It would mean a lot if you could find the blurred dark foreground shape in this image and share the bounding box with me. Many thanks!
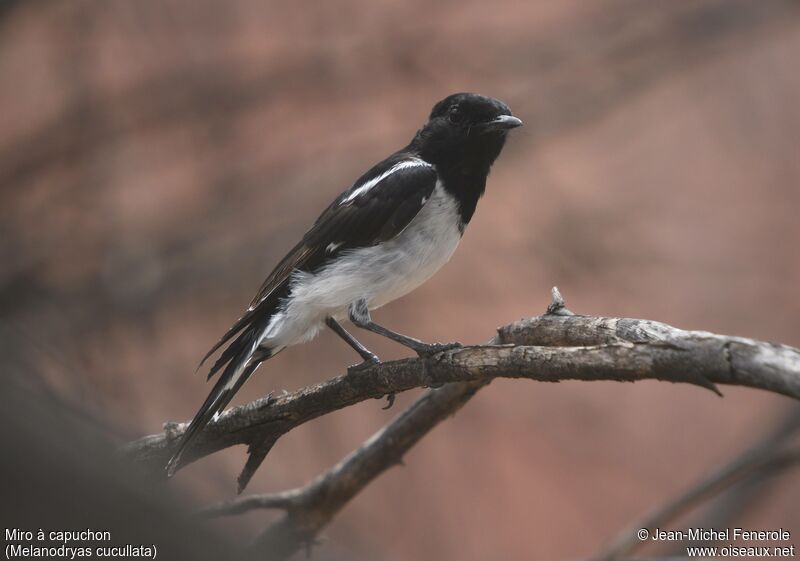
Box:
[0,354,239,560]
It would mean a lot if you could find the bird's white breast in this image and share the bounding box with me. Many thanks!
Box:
[264,182,462,348]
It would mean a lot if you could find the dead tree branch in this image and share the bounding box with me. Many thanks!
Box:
[125,288,800,559]
[125,288,800,496]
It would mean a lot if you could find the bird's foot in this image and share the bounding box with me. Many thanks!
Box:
[347,354,381,374]
[413,341,463,358]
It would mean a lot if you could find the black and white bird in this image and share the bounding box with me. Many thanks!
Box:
[166,93,521,475]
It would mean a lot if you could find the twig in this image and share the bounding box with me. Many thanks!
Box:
[594,409,800,561]
[672,408,800,553]
[201,489,303,517]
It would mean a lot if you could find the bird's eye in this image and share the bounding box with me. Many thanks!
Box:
[448,107,464,124]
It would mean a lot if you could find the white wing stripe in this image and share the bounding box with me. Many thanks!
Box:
[341,158,430,204]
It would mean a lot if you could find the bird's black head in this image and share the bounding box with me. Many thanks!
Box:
[410,93,521,226]
[413,93,522,171]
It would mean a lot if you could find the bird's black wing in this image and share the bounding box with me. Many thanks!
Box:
[198,155,437,375]
[301,156,439,266]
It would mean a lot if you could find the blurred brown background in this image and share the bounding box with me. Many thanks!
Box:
[2,0,799,559]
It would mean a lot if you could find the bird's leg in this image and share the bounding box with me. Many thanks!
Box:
[348,299,462,357]
[326,317,380,370]
[326,316,393,408]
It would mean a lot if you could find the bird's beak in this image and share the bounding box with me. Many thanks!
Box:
[476,114,523,133]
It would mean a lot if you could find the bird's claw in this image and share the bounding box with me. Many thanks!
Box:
[381,393,396,409]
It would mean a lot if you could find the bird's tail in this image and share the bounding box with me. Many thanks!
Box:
[165,329,277,477]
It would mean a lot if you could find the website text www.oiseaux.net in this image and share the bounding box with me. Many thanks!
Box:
[639,527,795,558]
